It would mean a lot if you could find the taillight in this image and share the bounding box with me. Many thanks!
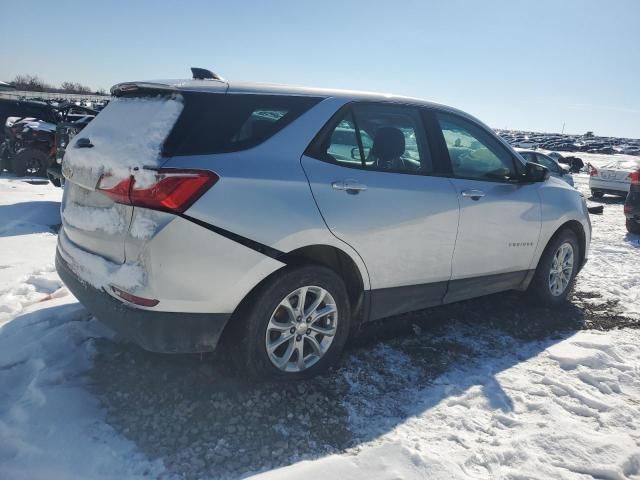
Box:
[629,171,640,184]
[97,169,218,214]
[589,167,598,177]
[625,204,633,214]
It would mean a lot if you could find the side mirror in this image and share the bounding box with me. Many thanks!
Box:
[524,162,550,182]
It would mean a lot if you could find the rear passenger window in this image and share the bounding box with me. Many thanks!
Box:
[164,93,322,156]
[437,112,517,181]
[311,104,432,174]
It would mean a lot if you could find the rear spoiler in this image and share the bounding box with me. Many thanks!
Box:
[110,82,180,97]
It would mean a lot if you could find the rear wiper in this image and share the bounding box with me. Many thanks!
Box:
[76,138,94,149]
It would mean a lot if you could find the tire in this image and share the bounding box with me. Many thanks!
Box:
[591,190,604,199]
[527,229,580,306]
[47,173,62,187]
[11,149,49,177]
[627,218,640,234]
[229,265,351,381]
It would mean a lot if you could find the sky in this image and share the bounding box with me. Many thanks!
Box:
[1,0,639,138]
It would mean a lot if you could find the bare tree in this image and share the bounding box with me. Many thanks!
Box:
[11,74,51,92]
[60,81,92,94]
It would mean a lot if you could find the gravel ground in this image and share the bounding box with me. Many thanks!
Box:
[89,286,638,480]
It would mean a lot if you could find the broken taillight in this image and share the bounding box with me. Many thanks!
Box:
[97,169,218,214]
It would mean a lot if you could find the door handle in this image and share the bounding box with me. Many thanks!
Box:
[461,189,485,200]
[332,180,367,194]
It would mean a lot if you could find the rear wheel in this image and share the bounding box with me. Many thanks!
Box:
[11,148,49,177]
[591,190,604,199]
[627,218,640,234]
[527,229,580,306]
[230,265,350,380]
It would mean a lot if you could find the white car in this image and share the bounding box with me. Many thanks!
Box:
[589,158,640,198]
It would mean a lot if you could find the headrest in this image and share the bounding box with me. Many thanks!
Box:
[371,127,405,158]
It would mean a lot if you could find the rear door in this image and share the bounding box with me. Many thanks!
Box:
[432,111,542,302]
[302,103,459,319]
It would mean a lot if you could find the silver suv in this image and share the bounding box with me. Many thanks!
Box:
[56,70,591,380]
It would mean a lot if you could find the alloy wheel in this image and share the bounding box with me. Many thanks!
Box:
[548,242,574,296]
[265,286,338,372]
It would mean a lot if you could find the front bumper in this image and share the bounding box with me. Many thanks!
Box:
[56,250,231,353]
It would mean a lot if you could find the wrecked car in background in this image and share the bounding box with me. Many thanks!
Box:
[0,99,97,183]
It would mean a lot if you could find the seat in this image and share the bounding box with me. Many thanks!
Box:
[369,127,406,170]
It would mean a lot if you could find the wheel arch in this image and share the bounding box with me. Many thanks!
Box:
[224,244,368,344]
[540,220,586,271]
[278,245,366,324]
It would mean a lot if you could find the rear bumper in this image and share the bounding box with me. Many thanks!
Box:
[56,250,231,353]
[590,187,628,196]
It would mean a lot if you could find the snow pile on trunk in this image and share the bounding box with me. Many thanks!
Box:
[58,231,144,290]
[63,95,183,181]
[61,202,128,235]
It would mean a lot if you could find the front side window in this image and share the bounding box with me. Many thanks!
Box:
[436,112,517,181]
[313,104,432,174]
[535,153,560,173]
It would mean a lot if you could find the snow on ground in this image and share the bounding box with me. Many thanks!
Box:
[571,157,640,319]
[0,178,64,325]
[1,153,639,479]
[0,178,165,479]
[258,327,640,480]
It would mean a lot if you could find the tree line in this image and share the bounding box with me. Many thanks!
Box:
[9,74,107,95]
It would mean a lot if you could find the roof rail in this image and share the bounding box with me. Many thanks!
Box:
[191,67,224,81]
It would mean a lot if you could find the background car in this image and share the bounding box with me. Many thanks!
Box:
[589,158,640,199]
[517,149,575,186]
[624,175,640,233]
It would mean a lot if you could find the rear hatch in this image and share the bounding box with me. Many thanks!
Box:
[598,160,634,185]
[60,92,185,264]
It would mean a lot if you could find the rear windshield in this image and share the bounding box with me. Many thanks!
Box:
[163,92,322,156]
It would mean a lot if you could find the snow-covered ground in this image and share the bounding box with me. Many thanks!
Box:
[1,154,639,479]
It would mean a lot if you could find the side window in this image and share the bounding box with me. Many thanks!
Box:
[519,151,536,163]
[436,112,517,181]
[316,104,432,174]
[535,154,559,173]
[324,113,364,166]
[163,93,321,156]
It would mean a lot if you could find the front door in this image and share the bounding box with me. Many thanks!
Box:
[432,111,542,302]
[302,103,460,319]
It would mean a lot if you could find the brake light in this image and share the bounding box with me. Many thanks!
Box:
[629,171,640,184]
[97,169,218,214]
[589,167,598,177]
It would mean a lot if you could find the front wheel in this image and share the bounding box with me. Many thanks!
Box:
[527,229,580,306]
[230,265,351,381]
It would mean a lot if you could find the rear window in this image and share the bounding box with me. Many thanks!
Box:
[163,92,322,156]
